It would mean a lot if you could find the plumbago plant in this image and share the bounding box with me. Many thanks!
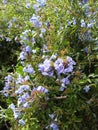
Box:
[0,0,98,130]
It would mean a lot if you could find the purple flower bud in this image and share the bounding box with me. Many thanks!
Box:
[46,22,50,28]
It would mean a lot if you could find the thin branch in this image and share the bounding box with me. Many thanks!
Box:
[54,96,67,100]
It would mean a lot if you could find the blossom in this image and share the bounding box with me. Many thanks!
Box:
[66,56,76,65]
[5,75,13,83]
[30,14,42,28]
[17,92,30,107]
[23,102,29,108]
[49,113,55,119]
[37,0,46,3]
[41,28,46,33]
[4,83,10,90]
[23,64,35,74]
[82,0,88,4]
[63,56,76,73]
[50,54,57,60]
[33,86,48,93]
[83,85,90,92]
[87,23,94,28]
[39,28,46,38]
[19,119,25,125]
[26,3,30,9]
[81,19,86,27]
[42,44,49,53]
[33,4,40,12]
[13,110,21,119]
[54,56,76,75]
[50,123,59,130]
[54,58,64,75]
[15,85,30,94]
[59,84,67,91]
[46,22,50,28]
[37,0,46,6]
[25,46,31,53]
[2,0,7,5]
[19,51,26,60]
[61,76,70,85]
[38,59,54,77]
[9,103,15,111]
[16,75,30,84]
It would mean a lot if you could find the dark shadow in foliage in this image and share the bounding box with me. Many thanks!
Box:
[0,39,20,130]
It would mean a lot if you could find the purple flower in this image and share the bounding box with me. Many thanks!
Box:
[38,59,54,77]
[63,65,73,73]
[41,28,46,33]
[50,54,57,60]
[15,85,30,94]
[54,58,64,75]
[83,85,90,92]
[82,0,88,4]
[25,46,31,53]
[17,92,30,106]
[19,51,26,60]
[61,76,70,85]
[37,0,46,6]
[46,22,50,28]
[23,64,35,74]
[87,23,94,28]
[5,75,13,83]
[66,56,76,65]
[19,119,25,125]
[4,83,10,91]
[30,14,42,28]
[13,111,21,119]
[59,84,67,91]
[63,56,76,73]
[9,103,15,111]
[50,123,59,130]
[33,4,40,12]
[81,19,86,27]
[23,102,29,108]
[26,3,30,9]
[54,56,76,75]
[49,113,55,119]
[2,0,7,5]
[16,75,30,84]
[33,86,48,93]
[42,44,49,53]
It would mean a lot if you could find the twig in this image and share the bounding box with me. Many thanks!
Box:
[54,96,67,100]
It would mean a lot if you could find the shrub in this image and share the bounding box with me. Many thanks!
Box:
[0,0,98,130]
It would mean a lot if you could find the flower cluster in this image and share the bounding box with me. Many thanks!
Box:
[38,59,54,77]
[39,56,76,76]
[38,56,76,91]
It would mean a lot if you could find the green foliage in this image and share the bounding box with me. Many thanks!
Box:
[0,0,98,130]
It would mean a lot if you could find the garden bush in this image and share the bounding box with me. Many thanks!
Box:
[0,0,98,130]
